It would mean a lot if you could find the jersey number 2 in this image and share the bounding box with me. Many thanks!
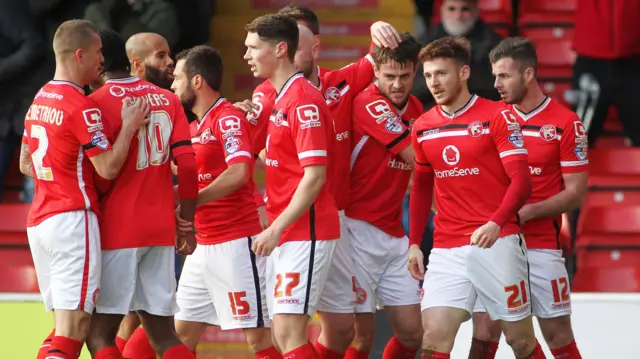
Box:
[136,111,173,170]
[30,125,53,181]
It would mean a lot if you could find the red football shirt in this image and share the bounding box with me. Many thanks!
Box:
[347,83,423,237]
[23,81,111,226]
[246,80,275,155]
[191,97,262,244]
[412,95,529,248]
[264,73,340,243]
[512,97,589,249]
[90,77,194,249]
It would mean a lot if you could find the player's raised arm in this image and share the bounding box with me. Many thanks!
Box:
[520,118,589,223]
[85,97,150,180]
[471,108,531,247]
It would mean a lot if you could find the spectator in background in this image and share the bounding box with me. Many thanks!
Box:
[571,0,640,147]
[412,0,502,109]
[85,0,180,49]
[0,1,45,201]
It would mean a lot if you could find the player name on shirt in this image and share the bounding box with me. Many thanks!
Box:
[348,83,423,238]
[412,95,528,248]
[191,97,262,244]
[511,97,589,249]
[264,73,340,243]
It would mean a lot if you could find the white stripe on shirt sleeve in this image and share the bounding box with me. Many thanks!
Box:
[499,149,528,158]
[225,151,252,163]
[298,150,327,160]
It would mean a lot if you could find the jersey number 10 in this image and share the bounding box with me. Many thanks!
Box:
[136,110,173,170]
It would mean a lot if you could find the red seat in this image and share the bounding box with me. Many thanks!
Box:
[521,27,574,41]
[540,80,571,107]
[578,206,640,237]
[572,267,640,292]
[584,191,640,209]
[519,0,576,27]
[0,248,39,293]
[0,204,30,246]
[588,148,640,188]
[534,38,575,67]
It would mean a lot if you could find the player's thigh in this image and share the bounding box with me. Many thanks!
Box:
[269,239,337,317]
[317,215,358,314]
[206,236,270,330]
[27,226,53,311]
[528,249,572,319]
[468,234,531,322]
[175,245,219,326]
[96,248,138,315]
[421,247,476,317]
[343,217,387,314]
[378,236,422,309]
[39,210,101,313]
[132,246,177,317]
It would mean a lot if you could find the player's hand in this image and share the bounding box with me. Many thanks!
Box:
[470,221,501,249]
[257,205,270,230]
[252,226,281,256]
[408,244,425,280]
[518,204,533,224]
[174,205,196,235]
[234,100,258,115]
[370,21,402,49]
[176,232,197,255]
[121,97,150,131]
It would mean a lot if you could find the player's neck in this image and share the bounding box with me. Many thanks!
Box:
[193,90,221,122]
[53,63,86,88]
[514,84,546,114]
[102,71,134,82]
[270,62,299,96]
[441,88,472,115]
[308,65,320,87]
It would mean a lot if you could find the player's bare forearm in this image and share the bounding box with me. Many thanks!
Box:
[270,164,325,233]
[258,149,266,163]
[521,172,588,222]
[197,163,250,206]
[19,143,33,177]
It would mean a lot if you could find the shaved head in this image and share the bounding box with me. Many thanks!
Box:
[294,24,317,78]
[125,32,174,89]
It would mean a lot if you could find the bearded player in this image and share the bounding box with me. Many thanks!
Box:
[84,28,198,359]
[408,37,545,359]
[20,20,151,359]
[345,33,425,359]
[244,14,340,359]
[468,37,587,359]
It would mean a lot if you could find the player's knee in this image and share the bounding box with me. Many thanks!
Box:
[273,314,308,350]
[503,330,536,356]
[539,317,574,349]
[393,318,423,348]
[55,310,92,341]
[472,315,501,342]
[319,313,355,349]
[243,328,274,353]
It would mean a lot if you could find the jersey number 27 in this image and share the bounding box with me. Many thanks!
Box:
[136,110,173,170]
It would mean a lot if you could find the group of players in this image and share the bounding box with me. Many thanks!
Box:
[19,3,589,359]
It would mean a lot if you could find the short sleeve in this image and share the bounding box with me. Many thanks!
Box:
[354,96,410,155]
[289,100,329,167]
[169,99,195,157]
[412,124,432,173]
[559,116,589,173]
[70,100,112,158]
[490,108,528,165]
[214,111,254,166]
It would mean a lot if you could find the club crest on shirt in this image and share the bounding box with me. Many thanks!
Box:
[224,136,241,154]
[508,130,525,148]
[442,145,460,166]
[200,128,212,144]
[574,142,588,160]
[467,120,484,137]
[385,114,403,134]
[539,125,557,141]
[91,130,109,150]
[324,87,341,104]
[272,109,286,127]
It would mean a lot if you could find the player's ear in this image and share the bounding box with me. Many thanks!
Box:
[312,41,320,61]
[74,48,84,65]
[275,41,287,59]
[459,64,471,82]
[523,67,535,84]
[192,74,203,90]
[373,65,381,80]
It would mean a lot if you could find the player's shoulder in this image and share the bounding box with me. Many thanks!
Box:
[545,98,580,126]
[353,83,382,104]
[288,78,325,107]
[217,100,247,121]
[254,79,275,95]
[406,95,424,117]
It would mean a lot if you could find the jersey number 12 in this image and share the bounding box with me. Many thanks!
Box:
[137,110,173,170]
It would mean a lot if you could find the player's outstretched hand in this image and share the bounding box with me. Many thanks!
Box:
[257,205,270,230]
[121,97,150,131]
[371,21,402,49]
[408,244,425,280]
[252,226,280,256]
[176,232,197,255]
[470,221,501,249]
[234,99,258,115]
[174,205,195,236]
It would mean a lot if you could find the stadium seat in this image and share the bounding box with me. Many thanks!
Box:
[518,0,576,27]
[534,38,575,68]
[577,206,640,244]
[540,80,571,107]
[588,148,640,188]
[0,247,38,292]
[583,191,640,209]
[572,267,640,292]
[0,204,30,246]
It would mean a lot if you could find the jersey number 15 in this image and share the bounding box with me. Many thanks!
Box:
[137,110,173,170]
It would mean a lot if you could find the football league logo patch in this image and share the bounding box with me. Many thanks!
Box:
[91,130,109,150]
[467,121,484,138]
[574,142,588,160]
[508,130,525,148]
[224,136,241,154]
[385,115,404,134]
